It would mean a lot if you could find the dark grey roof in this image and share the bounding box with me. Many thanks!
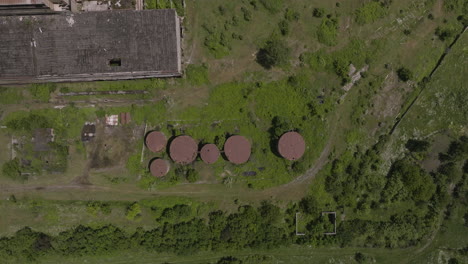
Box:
[0,9,181,84]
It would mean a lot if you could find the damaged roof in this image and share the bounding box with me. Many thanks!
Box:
[0,9,182,84]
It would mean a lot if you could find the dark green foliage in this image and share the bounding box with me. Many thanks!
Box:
[259,0,283,14]
[86,201,112,216]
[241,7,252,21]
[312,8,325,18]
[443,0,468,14]
[95,107,106,118]
[355,1,387,25]
[249,1,257,10]
[161,204,191,221]
[217,256,242,264]
[218,5,226,15]
[54,225,128,256]
[317,17,339,46]
[354,252,366,263]
[406,139,430,153]
[186,64,209,86]
[186,168,199,183]
[126,203,142,220]
[31,84,56,102]
[403,29,411,35]
[2,158,25,181]
[284,8,299,21]
[435,25,458,41]
[448,258,460,264]
[442,137,468,162]
[270,116,293,138]
[382,160,436,202]
[256,38,290,69]
[6,113,51,132]
[299,196,320,215]
[202,24,231,58]
[0,227,52,262]
[278,20,289,35]
[397,67,413,82]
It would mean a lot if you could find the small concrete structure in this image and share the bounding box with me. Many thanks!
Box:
[105,115,119,126]
[33,128,55,151]
[81,122,96,142]
[224,135,251,164]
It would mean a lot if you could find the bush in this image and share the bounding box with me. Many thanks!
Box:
[278,20,289,35]
[6,113,51,132]
[31,84,56,102]
[435,25,458,41]
[186,64,209,85]
[397,67,412,82]
[126,203,142,221]
[256,38,290,69]
[355,1,387,25]
[126,154,142,176]
[186,168,199,183]
[317,17,339,46]
[259,0,283,14]
[405,139,430,153]
[2,158,25,181]
[241,7,252,21]
[284,8,299,21]
[313,8,325,18]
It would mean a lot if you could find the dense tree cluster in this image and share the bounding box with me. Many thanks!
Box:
[0,203,290,262]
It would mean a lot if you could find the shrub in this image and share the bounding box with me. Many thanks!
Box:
[256,38,290,69]
[317,17,339,46]
[397,67,413,82]
[31,84,56,102]
[2,158,25,181]
[259,0,283,14]
[313,8,325,18]
[278,20,289,35]
[444,0,468,13]
[435,25,458,41]
[186,168,199,183]
[186,64,209,85]
[355,1,387,25]
[126,203,142,221]
[284,8,299,21]
[241,7,252,21]
[405,139,430,153]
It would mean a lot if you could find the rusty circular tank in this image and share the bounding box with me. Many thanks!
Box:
[169,135,198,164]
[200,144,220,164]
[145,131,167,153]
[224,135,251,164]
[149,158,170,177]
[278,131,306,161]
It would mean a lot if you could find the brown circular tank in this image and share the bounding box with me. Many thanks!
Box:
[169,135,198,164]
[200,144,220,164]
[145,131,167,153]
[278,131,306,161]
[149,158,170,177]
[224,135,251,164]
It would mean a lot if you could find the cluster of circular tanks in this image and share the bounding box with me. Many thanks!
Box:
[145,131,305,178]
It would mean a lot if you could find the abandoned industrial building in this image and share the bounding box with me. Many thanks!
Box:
[0,8,182,84]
